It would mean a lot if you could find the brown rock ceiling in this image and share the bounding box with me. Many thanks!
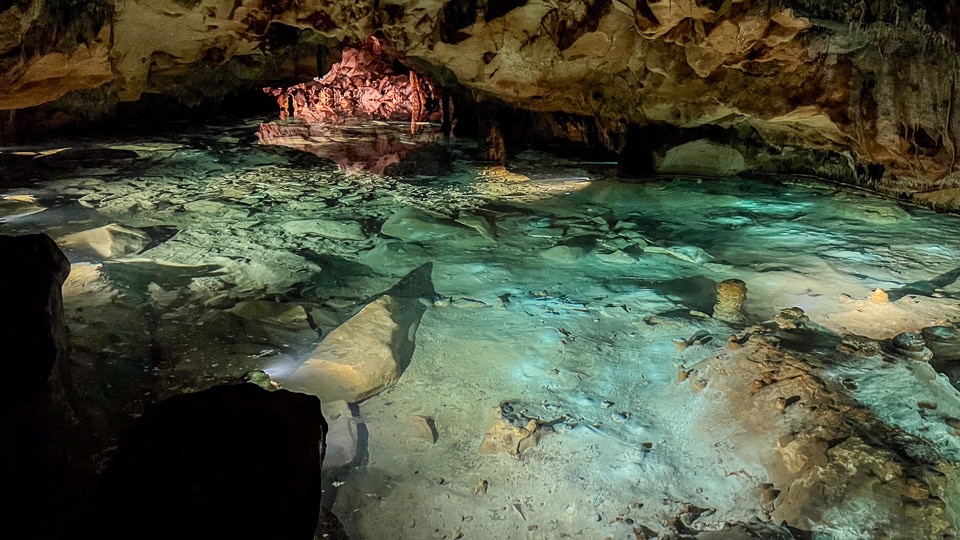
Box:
[2,0,960,205]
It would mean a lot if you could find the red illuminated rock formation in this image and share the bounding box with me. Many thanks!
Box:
[263,37,440,130]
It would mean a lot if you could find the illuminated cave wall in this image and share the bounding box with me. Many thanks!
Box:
[2,0,960,206]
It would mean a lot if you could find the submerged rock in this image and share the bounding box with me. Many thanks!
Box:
[540,244,587,262]
[693,332,958,537]
[691,520,795,539]
[56,223,149,260]
[644,245,715,264]
[836,334,882,358]
[410,414,439,444]
[322,400,360,468]
[381,206,478,243]
[479,413,543,458]
[230,300,312,331]
[922,326,960,362]
[281,219,366,241]
[891,331,934,362]
[773,307,810,330]
[0,194,44,220]
[282,263,435,403]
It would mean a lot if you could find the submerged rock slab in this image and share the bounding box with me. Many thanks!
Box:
[230,300,312,331]
[283,263,435,403]
[281,219,366,241]
[381,206,478,243]
[0,195,44,220]
[322,400,360,468]
[56,223,148,260]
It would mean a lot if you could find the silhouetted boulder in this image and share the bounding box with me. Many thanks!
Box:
[84,383,329,540]
[0,233,72,539]
[0,233,70,416]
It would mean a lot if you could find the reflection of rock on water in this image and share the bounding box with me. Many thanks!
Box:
[256,121,445,175]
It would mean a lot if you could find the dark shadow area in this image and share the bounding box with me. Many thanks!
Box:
[78,383,330,540]
[642,275,719,314]
[887,265,960,301]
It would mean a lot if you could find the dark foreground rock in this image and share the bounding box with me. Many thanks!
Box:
[0,233,70,414]
[0,234,73,539]
[80,383,331,540]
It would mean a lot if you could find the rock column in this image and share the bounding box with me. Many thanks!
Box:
[714,278,747,323]
[478,104,505,162]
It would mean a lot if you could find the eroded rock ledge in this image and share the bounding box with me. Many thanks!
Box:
[2,1,960,207]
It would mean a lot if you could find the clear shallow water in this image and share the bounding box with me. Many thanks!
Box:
[3,119,960,537]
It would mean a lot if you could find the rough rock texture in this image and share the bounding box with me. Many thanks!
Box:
[3,1,960,205]
[56,223,149,260]
[688,329,960,537]
[322,399,360,467]
[713,278,747,323]
[264,37,441,127]
[478,411,544,457]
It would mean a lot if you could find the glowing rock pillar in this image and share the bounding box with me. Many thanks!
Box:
[714,278,747,323]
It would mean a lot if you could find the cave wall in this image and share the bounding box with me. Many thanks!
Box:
[2,0,960,204]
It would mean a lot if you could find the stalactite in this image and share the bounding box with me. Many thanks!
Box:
[948,74,958,175]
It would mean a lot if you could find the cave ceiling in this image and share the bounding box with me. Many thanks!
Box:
[2,0,960,202]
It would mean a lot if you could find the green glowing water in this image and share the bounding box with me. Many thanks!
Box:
[3,119,960,538]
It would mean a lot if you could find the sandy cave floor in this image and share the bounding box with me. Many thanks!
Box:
[2,119,960,538]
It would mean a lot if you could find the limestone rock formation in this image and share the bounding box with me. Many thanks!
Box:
[479,416,543,458]
[2,1,960,207]
[263,37,441,127]
[923,325,960,362]
[322,399,360,467]
[282,262,435,403]
[690,328,960,537]
[658,140,747,177]
[56,223,149,260]
[381,206,479,243]
[713,278,747,323]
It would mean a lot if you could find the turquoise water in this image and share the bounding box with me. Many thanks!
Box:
[3,118,960,538]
